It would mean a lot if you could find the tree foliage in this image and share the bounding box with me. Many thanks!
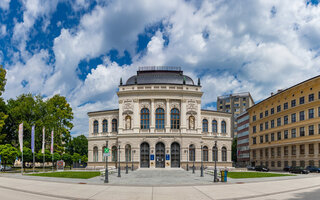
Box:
[232,138,237,162]
[0,144,18,170]
[0,66,8,143]
[66,135,88,156]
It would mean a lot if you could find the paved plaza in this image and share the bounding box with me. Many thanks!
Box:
[1,169,320,199]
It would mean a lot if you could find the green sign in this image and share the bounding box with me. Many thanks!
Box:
[104,147,109,153]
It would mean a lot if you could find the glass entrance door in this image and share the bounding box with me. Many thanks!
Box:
[171,142,180,167]
[156,142,165,168]
[140,142,150,168]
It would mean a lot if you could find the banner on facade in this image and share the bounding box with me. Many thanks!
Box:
[18,123,23,152]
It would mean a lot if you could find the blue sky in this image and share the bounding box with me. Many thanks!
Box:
[0,0,320,136]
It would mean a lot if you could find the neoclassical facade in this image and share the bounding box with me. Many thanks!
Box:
[88,67,232,169]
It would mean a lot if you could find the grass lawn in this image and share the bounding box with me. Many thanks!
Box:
[227,172,295,179]
[27,171,100,179]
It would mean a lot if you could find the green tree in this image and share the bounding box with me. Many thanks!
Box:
[0,66,8,144]
[18,147,33,169]
[81,155,88,163]
[62,153,72,169]
[0,144,18,171]
[66,135,88,156]
[72,153,81,163]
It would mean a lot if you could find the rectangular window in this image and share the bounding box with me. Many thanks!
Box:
[265,134,269,142]
[292,161,296,167]
[253,137,256,144]
[271,108,274,115]
[309,93,314,102]
[271,133,275,141]
[291,113,296,123]
[284,146,288,156]
[271,161,275,167]
[284,161,289,167]
[260,112,263,119]
[253,126,256,133]
[308,108,314,119]
[277,147,281,157]
[292,145,296,155]
[260,123,263,131]
[300,161,305,167]
[271,120,275,128]
[260,136,263,143]
[265,110,269,117]
[319,144,320,154]
[300,96,305,104]
[277,118,281,126]
[265,148,269,157]
[284,130,288,139]
[309,125,314,135]
[309,144,314,154]
[260,149,263,158]
[265,122,269,130]
[253,115,256,122]
[291,128,296,138]
[299,111,305,121]
[300,145,305,155]
[284,115,288,125]
[291,99,296,107]
[284,102,288,110]
[252,150,256,158]
[277,161,281,167]
[319,107,320,117]
[300,127,305,137]
[277,105,281,112]
[319,91,320,100]
[271,148,275,157]
[277,132,281,140]
[319,124,320,134]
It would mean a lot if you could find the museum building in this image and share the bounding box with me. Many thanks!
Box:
[87,67,232,169]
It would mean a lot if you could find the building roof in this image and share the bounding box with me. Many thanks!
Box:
[247,75,320,111]
[125,66,195,86]
[87,109,119,115]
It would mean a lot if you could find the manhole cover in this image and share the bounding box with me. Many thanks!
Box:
[78,182,87,184]
[236,182,245,184]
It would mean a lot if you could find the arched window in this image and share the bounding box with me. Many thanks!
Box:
[222,147,227,161]
[93,146,98,162]
[202,119,208,132]
[189,144,195,161]
[112,119,117,132]
[125,144,131,161]
[112,146,117,162]
[212,120,217,133]
[203,146,208,161]
[171,108,180,129]
[141,108,150,129]
[102,146,106,162]
[125,116,131,129]
[156,108,165,129]
[212,146,218,161]
[189,116,195,129]
[221,121,226,133]
[103,120,108,132]
[93,120,99,134]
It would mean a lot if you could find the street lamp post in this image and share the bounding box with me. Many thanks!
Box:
[131,150,135,171]
[214,141,217,182]
[104,140,109,183]
[200,145,203,177]
[118,145,121,177]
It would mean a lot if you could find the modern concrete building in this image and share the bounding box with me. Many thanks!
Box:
[248,75,320,170]
[217,92,254,137]
[87,67,232,169]
[236,111,250,167]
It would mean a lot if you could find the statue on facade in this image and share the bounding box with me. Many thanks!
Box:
[125,116,131,129]
[189,116,195,129]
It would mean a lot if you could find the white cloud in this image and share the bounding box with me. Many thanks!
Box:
[0,0,10,10]
[0,25,6,37]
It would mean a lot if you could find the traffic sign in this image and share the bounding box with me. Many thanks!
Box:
[104,147,110,153]
[103,153,111,157]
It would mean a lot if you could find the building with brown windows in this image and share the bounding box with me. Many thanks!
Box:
[236,111,250,167]
[248,75,320,170]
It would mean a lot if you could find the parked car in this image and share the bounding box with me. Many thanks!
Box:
[0,165,12,171]
[289,166,309,174]
[306,166,320,173]
[247,165,255,170]
[255,165,269,172]
[283,166,292,172]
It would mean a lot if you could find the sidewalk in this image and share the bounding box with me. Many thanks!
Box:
[0,174,320,199]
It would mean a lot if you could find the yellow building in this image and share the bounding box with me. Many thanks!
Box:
[248,75,320,170]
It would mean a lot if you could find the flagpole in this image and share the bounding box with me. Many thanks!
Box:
[32,125,35,173]
[42,127,45,172]
[21,150,23,175]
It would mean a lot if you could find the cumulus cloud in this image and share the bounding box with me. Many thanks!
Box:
[0,0,10,10]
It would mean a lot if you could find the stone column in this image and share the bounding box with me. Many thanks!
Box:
[165,99,170,132]
[133,99,140,133]
[108,117,112,133]
[181,99,187,133]
[208,117,212,133]
[197,100,201,134]
[118,100,123,134]
[150,99,155,132]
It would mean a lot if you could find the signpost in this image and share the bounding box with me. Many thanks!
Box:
[104,143,109,183]
[57,160,64,171]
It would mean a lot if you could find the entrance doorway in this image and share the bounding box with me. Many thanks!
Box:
[156,142,165,168]
[140,142,150,168]
[171,142,180,167]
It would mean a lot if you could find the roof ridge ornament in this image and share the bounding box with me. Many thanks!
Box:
[120,78,123,86]
[198,78,201,86]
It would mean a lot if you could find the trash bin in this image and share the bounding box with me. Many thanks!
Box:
[224,170,228,182]
[221,171,225,182]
